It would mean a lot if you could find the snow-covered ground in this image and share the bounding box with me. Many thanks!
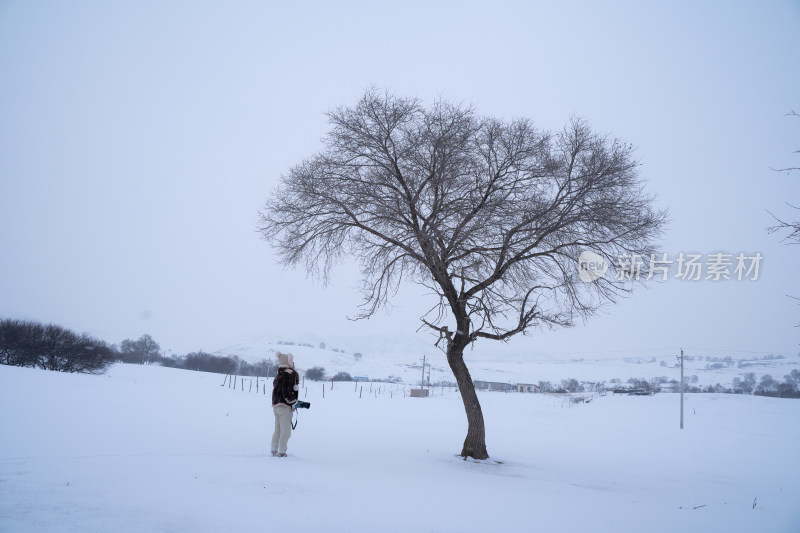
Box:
[1,363,798,532]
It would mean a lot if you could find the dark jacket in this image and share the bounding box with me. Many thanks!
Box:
[272,368,299,407]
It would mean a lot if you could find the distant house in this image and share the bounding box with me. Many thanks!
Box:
[353,376,370,382]
[517,383,539,393]
[474,380,516,392]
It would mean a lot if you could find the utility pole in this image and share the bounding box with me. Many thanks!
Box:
[421,355,427,389]
[678,348,684,429]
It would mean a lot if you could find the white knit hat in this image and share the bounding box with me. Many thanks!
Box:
[277,352,294,368]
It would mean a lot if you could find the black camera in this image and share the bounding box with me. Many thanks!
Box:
[295,401,311,409]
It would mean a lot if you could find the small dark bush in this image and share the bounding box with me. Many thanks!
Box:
[305,366,326,381]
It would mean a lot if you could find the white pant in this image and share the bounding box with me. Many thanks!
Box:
[271,404,293,454]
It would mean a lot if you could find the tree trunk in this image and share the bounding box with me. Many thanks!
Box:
[447,343,489,460]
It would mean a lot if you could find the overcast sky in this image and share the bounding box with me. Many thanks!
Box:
[1,1,798,360]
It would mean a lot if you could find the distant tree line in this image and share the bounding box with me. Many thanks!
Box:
[535,379,608,394]
[5,319,799,397]
[0,319,115,373]
[533,372,800,398]
[277,340,315,348]
[749,370,800,398]
[672,371,800,397]
[170,351,278,377]
[117,335,279,377]
[304,367,391,382]
[0,321,280,377]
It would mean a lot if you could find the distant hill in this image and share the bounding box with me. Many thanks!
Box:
[211,333,800,390]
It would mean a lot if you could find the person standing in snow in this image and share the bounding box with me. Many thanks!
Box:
[271,351,299,457]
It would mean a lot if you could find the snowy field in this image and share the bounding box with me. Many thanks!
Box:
[1,363,798,532]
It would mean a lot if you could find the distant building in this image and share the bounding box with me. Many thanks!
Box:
[353,376,370,382]
[517,383,539,393]
[474,380,516,392]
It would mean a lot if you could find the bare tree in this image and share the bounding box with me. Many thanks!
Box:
[768,110,799,244]
[768,205,800,245]
[119,334,161,364]
[768,110,799,325]
[259,90,666,459]
[770,110,800,175]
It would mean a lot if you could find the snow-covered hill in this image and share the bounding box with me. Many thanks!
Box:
[1,363,798,532]
[212,332,800,390]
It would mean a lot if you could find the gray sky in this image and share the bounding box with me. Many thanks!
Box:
[1,1,798,359]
